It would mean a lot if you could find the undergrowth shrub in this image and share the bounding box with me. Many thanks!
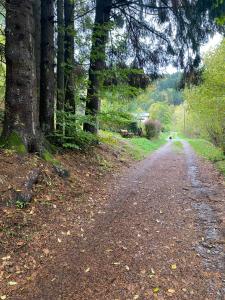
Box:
[50,111,98,150]
[99,111,134,132]
[144,119,161,139]
[128,121,143,135]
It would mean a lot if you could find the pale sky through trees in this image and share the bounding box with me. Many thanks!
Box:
[164,33,223,74]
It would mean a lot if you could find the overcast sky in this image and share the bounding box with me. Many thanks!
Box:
[164,33,223,74]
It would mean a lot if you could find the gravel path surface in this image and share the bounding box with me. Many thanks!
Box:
[12,141,225,300]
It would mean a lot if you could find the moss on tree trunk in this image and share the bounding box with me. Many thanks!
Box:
[2,0,43,153]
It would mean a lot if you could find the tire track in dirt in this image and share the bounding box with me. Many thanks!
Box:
[183,141,225,300]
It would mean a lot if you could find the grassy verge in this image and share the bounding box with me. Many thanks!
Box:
[172,140,183,153]
[128,133,168,160]
[186,138,225,176]
[99,131,168,160]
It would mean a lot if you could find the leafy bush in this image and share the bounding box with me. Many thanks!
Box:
[149,102,173,131]
[50,111,98,150]
[99,111,134,132]
[144,119,161,139]
[127,121,143,136]
[184,39,225,152]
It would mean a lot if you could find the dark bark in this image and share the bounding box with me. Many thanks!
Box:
[40,0,55,135]
[64,0,75,113]
[57,0,65,112]
[33,0,41,106]
[1,0,42,152]
[84,0,112,134]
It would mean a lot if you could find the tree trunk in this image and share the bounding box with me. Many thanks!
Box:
[33,0,41,106]
[1,0,42,153]
[57,0,65,112]
[64,0,75,113]
[40,0,55,135]
[84,0,112,134]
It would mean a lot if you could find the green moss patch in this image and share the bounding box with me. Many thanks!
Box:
[41,149,60,165]
[0,132,26,154]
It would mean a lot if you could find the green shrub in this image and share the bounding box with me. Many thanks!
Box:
[144,119,161,139]
[51,111,98,150]
[127,121,143,136]
[99,111,134,132]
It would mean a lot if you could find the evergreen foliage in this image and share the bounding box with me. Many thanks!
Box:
[0,0,224,153]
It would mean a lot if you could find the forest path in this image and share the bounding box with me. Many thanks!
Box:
[13,141,225,300]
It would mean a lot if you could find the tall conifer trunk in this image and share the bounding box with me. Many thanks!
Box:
[57,0,65,112]
[33,0,41,107]
[40,0,55,135]
[1,0,42,153]
[64,0,75,113]
[84,0,112,134]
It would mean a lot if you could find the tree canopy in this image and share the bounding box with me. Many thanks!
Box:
[184,39,225,151]
[0,0,224,151]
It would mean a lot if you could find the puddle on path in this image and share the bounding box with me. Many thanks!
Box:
[183,141,225,299]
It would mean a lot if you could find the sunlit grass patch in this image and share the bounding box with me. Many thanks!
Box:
[99,130,121,146]
[187,138,225,176]
[187,139,224,162]
[126,133,168,160]
[172,140,183,154]
[173,141,183,148]
[100,131,168,161]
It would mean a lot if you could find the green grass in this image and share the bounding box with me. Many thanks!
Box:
[172,140,183,153]
[128,133,167,160]
[173,141,183,149]
[187,138,225,176]
[99,130,121,146]
[99,130,168,160]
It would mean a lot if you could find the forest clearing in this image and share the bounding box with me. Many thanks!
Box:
[0,0,225,299]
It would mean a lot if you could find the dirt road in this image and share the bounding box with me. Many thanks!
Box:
[12,141,225,300]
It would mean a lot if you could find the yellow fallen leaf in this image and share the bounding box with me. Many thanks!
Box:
[57,238,62,243]
[171,264,177,270]
[153,287,160,293]
[168,289,175,294]
[151,268,155,274]
[125,265,130,271]
[26,276,32,281]
[85,267,90,273]
[8,281,17,286]
[105,249,113,252]
[1,255,11,261]
[113,262,120,265]
[133,295,139,300]
[0,296,7,300]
